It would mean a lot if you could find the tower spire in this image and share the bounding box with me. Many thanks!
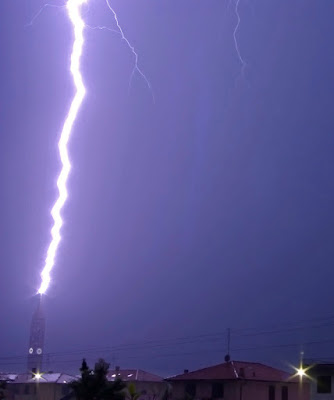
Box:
[27,294,45,373]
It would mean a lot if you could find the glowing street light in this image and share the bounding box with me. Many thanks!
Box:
[296,367,306,378]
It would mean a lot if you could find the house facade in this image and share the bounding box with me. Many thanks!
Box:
[1,372,76,400]
[167,360,309,400]
[107,366,168,400]
[1,367,166,400]
[305,361,334,400]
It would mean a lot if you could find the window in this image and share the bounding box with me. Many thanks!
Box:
[269,385,275,400]
[185,383,196,398]
[317,376,332,393]
[281,386,288,400]
[212,383,224,398]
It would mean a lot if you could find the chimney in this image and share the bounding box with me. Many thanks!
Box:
[184,369,189,374]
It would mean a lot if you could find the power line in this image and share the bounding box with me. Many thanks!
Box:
[2,314,334,366]
[1,337,334,367]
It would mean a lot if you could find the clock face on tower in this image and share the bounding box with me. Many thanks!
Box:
[36,348,42,355]
[29,348,33,354]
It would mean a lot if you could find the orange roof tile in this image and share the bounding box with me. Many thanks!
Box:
[168,361,292,383]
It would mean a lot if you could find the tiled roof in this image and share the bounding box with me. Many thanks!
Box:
[2,369,162,384]
[304,359,334,367]
[107,369,163,382]
[13,373,77,384]
[0,373,17,382]
[168,361,292,383]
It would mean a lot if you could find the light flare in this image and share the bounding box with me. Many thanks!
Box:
[34,373,42,380]
[289,355,313,382]
[291,363,312,381]
[38,0,88,294]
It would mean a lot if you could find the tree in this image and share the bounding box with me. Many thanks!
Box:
[124,383,141,400]
[160,383,172,400]
[69,358,126,400]
[146,381,172,400]
[0,380,6,400]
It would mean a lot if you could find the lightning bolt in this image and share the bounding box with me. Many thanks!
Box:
[233,0,246,75]
[25,3,66,28]
[27,1,153,98]
[38,0,87,294]
[31,0,153,294]
[105,0,154,100]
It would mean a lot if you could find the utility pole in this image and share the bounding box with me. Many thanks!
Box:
[45,354,50,372]
[111,354,117,369]
[225,328,231,362]
[227,328,231,356]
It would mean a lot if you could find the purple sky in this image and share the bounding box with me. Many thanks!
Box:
[1,0,334,377]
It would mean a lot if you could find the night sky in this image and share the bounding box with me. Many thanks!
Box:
[1,0,334,377]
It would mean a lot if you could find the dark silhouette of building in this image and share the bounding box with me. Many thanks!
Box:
[167,360,310,400]
[27,294,45,372]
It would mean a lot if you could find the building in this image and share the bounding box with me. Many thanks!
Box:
[107,366,168,400]
[0,373,17,399]
[3,372,77,400]
[167,360,309,400]
[2,367,166,400]
[27,294,46,373]
[305,360,334,400]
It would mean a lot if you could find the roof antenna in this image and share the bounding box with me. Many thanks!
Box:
[224,328,231,362]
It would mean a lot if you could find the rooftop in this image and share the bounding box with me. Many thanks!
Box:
[304,359,334,366]
[0,373,17,382]
[107,368,163,382]
[9,373,77,384]
[168,361,294,383]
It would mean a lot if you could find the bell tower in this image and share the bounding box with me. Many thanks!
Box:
[27,294,45,372]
